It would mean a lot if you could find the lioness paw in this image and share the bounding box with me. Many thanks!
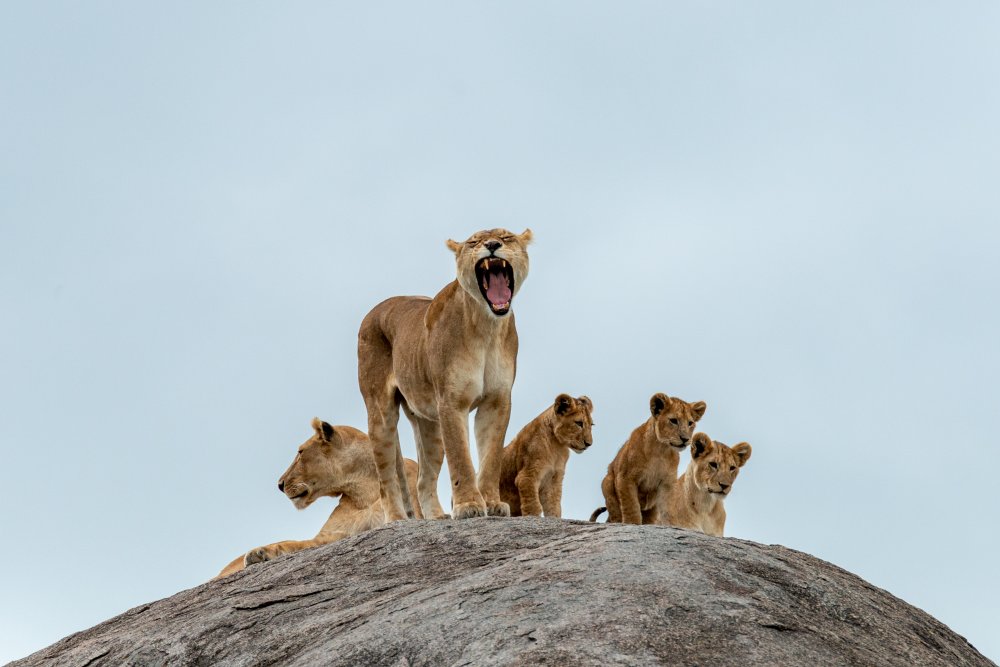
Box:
[486,500,511,517]
[452,501,488,520]
[243,547,271,566]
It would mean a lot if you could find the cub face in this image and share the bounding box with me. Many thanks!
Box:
[446,228,533,317]
[689,433,751,496]
[551,394,595,454]
[649,393,707,451]
[277,418,343,510]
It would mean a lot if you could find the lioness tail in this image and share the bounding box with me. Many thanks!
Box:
[589,507,607,522]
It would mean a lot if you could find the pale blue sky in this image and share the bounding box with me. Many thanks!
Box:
[2,2,998,663]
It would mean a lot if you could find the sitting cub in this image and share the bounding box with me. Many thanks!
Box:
[499,394,594,517]
[590,393,705,525]
[216,418,421,578]
[663,433,751,536]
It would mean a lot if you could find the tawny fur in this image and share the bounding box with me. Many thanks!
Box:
[216,418,421,578]
[590,393,706,525]
[357,228,532,522]
[662,433,751,536]
[499,394,594,518]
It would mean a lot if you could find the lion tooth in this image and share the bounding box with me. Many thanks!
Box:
[501,259,506,268]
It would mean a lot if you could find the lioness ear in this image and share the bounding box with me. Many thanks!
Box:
[650,393,670,416]
[446,239,462,255]
[554,393,574,415]
[519,228,533,245]
[311,417,336,443]
[690,401,707,421]
[576,396,593,412]
[732,442,752,467]
[691,433,713,459]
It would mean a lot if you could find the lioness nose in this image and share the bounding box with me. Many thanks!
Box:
[485,240,502,252]
[719,482,729,490]
[278,480,285,493]
[681,436,690,444]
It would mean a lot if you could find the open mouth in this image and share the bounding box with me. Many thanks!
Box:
[475,257,514,315]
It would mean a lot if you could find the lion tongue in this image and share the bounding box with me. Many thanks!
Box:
[486,271,512,306]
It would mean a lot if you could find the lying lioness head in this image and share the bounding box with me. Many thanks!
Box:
[688,433,752,497]
[278,417,355,510]
[446,228,532,317]
[649,392,707,451]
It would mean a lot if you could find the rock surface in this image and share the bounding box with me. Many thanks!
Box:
[12,518,994,667]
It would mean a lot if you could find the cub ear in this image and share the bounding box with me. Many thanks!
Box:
[576,395,593,412]
[554,393,575,415]
[690,401,707,421]
[650,393,670,416]
[311,417,336,443]
[446,239,463,255]
[691,433,713,459]
[732,442,752,467]
[519,228,534,245]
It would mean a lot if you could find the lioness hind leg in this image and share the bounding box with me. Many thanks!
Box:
[404,409,450,520]
[364,392,410,523]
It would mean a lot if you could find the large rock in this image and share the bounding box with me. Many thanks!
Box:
[12,518,993,666]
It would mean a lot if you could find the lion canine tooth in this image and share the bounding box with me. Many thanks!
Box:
[500,259,506,268]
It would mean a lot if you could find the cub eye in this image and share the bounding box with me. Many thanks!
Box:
[709,462,718,469]
[688,421,693,427]
[574,420,583,427]
[669,418,678,425]
[730,466,736,471]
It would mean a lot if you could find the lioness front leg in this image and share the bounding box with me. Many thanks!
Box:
[438,403,486,519]
[474,395,512,517]
[617,476,644,525]
[515,470,543,516]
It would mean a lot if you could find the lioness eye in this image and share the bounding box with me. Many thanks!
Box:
[670,418,678,425]
[575,420,583,427]
[688,421,693,426]
[730,466,736,471]
[709,462,718,469]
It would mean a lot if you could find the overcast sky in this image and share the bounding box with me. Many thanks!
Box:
[2,2,999,664]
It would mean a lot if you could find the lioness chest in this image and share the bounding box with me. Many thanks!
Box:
[398,322,516,421]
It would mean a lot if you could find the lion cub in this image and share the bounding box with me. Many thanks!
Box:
[663,433,751,537]
[216,418,421,578]
[590,393,706,525]
[499,394,594,518]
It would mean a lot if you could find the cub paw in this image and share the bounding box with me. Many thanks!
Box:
[243,547,271,566]
[452,501,488,520]
[486,500,511,517]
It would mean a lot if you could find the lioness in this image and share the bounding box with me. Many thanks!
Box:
[589,393,706,525]
[216,418,421,578]
[663,433,751,536]
[358,228,532,521]
[499,394,594,518]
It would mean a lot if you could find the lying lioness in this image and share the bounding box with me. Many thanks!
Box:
[590,393,706,525]
[499,394,594,518]
[663,433,751,536]
[216,418,421,578]
[358,228,532,521]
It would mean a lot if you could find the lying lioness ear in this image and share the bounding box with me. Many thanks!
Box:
[691,433,713,459]
[311,417,336,443]
[554,393,575,415]
[732,442,752,467]
[690,401,707,420]
[519,228,534,245]
[650,393,670,416]
[576,395,593,412]
[446,239,462,255]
